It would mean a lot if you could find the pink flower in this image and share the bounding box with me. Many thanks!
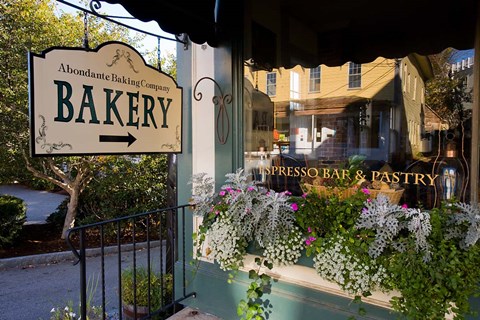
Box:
[401,203,408,209]
[367,198,372,203]
[302,193,308,199]
[284,190,292,196]
[361,188,371,195]
[247,186,255,192]
[215,210,220,215]
[291,203,299,211]
[307,227,312,233]
[305,236,316,245]
[219,190,226,196]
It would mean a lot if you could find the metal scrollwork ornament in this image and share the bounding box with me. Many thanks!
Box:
[193,77,232,145]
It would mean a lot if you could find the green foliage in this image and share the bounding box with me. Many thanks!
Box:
[27,177,58,191]
[237,258,273,320]
[295,188,367,256]
[191,170,301,319]
[0,0,142,185]
[46,198,70,231]
[78,155,168,224]
[387,205,480,320]
[425,75,471,128]
[121,266,173,310]
[312,232,388,296]
[0,195,26,248]
[193,169,480,319]
[191,169,298,271]
[146,50,177,80]
[45,155,168,237]
[0,0,172,238]
[425,49,472,128]
[48,274,105,320]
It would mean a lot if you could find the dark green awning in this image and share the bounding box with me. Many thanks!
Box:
[104,0,478,67]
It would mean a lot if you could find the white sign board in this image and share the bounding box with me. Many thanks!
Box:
[29,41,182,156]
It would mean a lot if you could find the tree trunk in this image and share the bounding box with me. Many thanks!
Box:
[61,188,80,239]
[23,155,94,239]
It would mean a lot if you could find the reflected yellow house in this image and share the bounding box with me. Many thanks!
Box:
[244,55,434,166]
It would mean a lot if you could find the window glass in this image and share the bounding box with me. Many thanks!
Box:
[244,49,475,209]
[309,66,321,92]
[266,72,276,96]
[348,62,362,88]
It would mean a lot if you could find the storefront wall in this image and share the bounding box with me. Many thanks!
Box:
[175,42,446,320]
[174,5,479,318]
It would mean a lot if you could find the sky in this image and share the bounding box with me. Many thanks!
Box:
[54,0,177,58]
[452,49,475,63]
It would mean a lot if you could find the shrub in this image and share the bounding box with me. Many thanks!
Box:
[0,195,26,248]
[78,155,168,224]
[121,266,173,311]
[46,198,70,231]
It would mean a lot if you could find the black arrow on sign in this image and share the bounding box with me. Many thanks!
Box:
[99,132,137,147]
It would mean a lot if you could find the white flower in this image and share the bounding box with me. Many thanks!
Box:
[192,169,298,269]
[264,226,304,266]
[313,235,388,295]
[208,217,246,271]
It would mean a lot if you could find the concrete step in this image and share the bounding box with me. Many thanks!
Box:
[167,307,221,320]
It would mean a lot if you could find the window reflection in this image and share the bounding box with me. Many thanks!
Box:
[244,49,474,209]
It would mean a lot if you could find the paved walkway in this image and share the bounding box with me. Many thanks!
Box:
[0,184,68,224]
[0,245,163,320]
[0,185,220,320]
[167,307,221,320]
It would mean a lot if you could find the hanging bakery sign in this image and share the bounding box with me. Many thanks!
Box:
[28,41,182,156]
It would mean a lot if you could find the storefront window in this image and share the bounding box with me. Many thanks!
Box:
[348,62,362,89]
[309,66,321,93]
[244,50,475,209]
[266,72,277,96]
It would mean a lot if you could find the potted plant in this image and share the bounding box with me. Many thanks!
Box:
[190,169,303,319]
[120,266,173,320]
[192,169,480,320]
[299,191,480,319]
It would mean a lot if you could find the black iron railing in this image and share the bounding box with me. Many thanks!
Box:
[66,204,196,320]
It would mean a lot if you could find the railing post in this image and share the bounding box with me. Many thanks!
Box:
[66,204,196,320]
[79,228,87,319]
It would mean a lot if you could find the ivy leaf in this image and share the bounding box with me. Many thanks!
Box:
[260,274,271,286]
[249,270,259,280]
[237,300,248,316]
[263,260,273,269]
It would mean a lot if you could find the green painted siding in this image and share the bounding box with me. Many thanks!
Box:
[174,39,398,320]
[176,263,396,320]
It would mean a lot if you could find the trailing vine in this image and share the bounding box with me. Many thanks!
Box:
[190,170,480,320]
[237,258,273,320]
